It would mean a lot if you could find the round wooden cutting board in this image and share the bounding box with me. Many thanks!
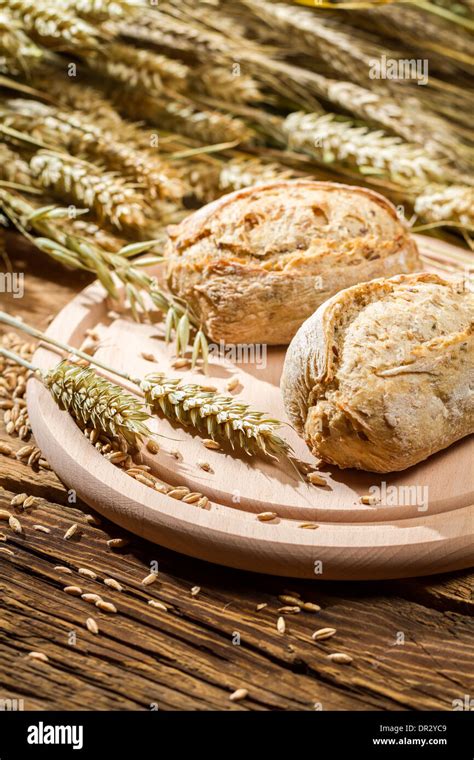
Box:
[27,236,474,580]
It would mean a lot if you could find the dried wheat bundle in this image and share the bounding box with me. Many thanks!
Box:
[141,374,292,461]
[29,150,147,230]
[89,42,190,98]
[283,112,455,187]
[3,99,185,201]
[0,0,102,50]
[414,185,474,230]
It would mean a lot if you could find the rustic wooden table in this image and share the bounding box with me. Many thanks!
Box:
[0,243,472,711]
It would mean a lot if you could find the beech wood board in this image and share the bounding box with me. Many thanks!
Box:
[27,236,474,579]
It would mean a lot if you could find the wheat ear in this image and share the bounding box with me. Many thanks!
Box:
[141,374,292,461]
[3,100,185,202]
[282,112,456,188]
[28,150,148,231]
[89,42,189,98]
[0,315,293,463]
[61,0,144,22]
[414,184,474,231]
[0,10,45,72]
[0,193,208,363]
[2,0,102,50]
[0,348,153,450]
[0,142,33,188]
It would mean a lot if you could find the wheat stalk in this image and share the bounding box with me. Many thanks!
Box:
[3,99,185,202]
[28,150,148,231]
[0,313,292,462]
[141,374,292,460]
[0,348,153,449]
[89,42,189,97]
[414,184,474,230]
[282,112,456,187]
[0,0,103,50]
[0,192,208,362]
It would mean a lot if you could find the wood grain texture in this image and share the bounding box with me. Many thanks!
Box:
[0,234,472,710]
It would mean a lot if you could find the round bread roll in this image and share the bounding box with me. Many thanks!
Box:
[281,273,474,472]
[166,180,420,345]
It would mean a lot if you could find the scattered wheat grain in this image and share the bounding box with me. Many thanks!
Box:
[308,472,327,486]
[63,523,79,540]
[107,538,129,549]
[64,586,83,596]
[142,572,158,586]
[8,515,22,533]
[202,439,220,450]
[277,616,286,633]
[78,568,97,579]
[229,688,248,702]
[147,599,167,611]
[86,617,99,635]
[312,628,337,641]
[104,578,123,592]
[257,512,278,522]
[27,651,48,662]
[327,653,353,664]
[33,525,50,533]
[95,600,117,613]
[302,602,321,613]
[10,493,27,507]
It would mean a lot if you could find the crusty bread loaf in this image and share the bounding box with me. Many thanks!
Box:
[166,180,420,345]
[281,273,474,472]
